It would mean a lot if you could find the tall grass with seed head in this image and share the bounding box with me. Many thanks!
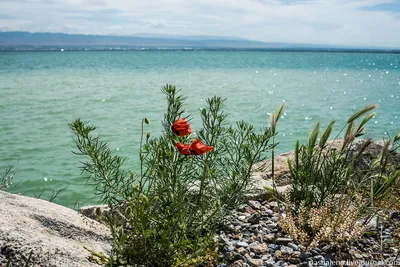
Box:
[281,104,400,249]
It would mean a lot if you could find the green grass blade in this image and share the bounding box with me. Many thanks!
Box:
[394,133,400,143]
[345,121,355,140]
[275,104,285,124]
[319,120,335,148]
[356,113,375,135]
[270,113,277,134]
[308,122,320,150]
[347,104,377,123]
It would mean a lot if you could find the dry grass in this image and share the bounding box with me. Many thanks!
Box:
[279,193,366,249]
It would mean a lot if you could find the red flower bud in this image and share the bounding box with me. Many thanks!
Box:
[171,118,192,136]
[189,138,214,155]
[175,142,192,155]
[175,139,214,156]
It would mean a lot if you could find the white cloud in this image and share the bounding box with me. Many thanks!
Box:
[0,0,399,47]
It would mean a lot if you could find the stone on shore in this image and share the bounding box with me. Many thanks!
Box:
[0,190,111,266]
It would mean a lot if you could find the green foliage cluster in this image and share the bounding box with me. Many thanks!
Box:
[282,104,400,247]
[70,84,280,266]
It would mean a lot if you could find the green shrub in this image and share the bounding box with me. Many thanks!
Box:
[281,104,400,248]
[70,84,281,266]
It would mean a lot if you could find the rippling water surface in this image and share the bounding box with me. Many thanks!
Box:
[1,51,399,207]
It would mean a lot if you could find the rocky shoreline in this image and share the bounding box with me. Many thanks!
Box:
[1,139,399,266]
[215,199,400,267]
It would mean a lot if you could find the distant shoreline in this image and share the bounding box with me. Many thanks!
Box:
[1,47,400,54]
[2,32,399,53]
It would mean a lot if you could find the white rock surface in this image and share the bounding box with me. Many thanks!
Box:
[0,190,111,267]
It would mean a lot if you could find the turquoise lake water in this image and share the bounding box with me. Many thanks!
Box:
[1,51,399,208]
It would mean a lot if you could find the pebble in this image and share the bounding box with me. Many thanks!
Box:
[287,243,300,251]
[310,249,320,256]
[263,234,275,242]
[248,200,262,210]
[280,245,294,255]
[236,241,249,248]
[247,214,262,224]
[227,244,235,252]
[250,243,269,254]
[275,237,293,245]
[237,247,247,255]
[264,209,274,216]
[246,257,264,267]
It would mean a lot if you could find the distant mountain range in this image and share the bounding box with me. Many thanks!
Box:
[0,31,399,52]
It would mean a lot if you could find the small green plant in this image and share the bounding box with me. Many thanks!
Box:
[70,84,281,266]
[287,105,379,210]
[1,165,14,191]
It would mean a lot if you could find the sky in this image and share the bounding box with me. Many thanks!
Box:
[0,0,400,48]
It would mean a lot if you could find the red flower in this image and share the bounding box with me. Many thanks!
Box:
[175,142,192,155]
[171,118,192,136]
[189,138,214,155]
[175,138,214,156]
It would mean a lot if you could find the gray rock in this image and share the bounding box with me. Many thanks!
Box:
[310,249,320,256]
[250,243,269,254]
[231,260,244,267]
[263,234,275,242]
[275,237,293,245]
[268,202,279,209]
[264,209,274,216]
[227,244,235,252]
[287,243,300,251]
[313,255,325,261]
[234,253,246,261]
[299,252,310,261]
[0,190,110,267]
[237,241,250,248]
[313,248,322,254]
[248,214,262,224]
[289,257,300,264]
[275,260,285,266]
[280,245,294,255]
[78,204,110,221]
[292,251,301,257]
[238,215,247,221]
[246,257,264,267]
[237,247,248,255]
[271,215,279,222]
[249,224,260,230]
[261,254,270,260]
[268,243,279,250]
[266,222,278,229]
[248,200,262,210]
